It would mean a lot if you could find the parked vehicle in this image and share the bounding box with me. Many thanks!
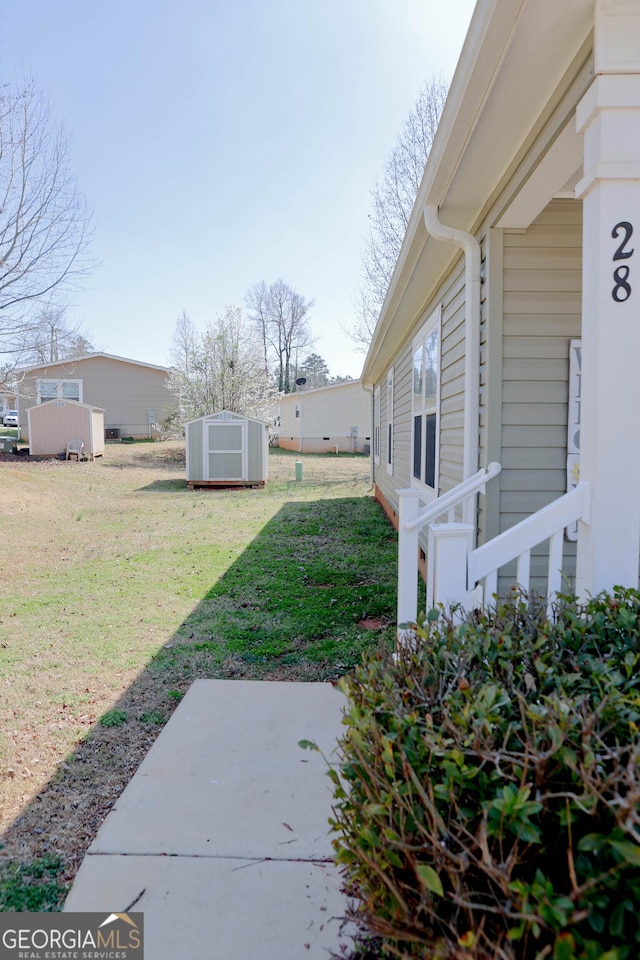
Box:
[3,410,18,427]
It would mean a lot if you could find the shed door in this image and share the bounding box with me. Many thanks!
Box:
[206,421,246,480]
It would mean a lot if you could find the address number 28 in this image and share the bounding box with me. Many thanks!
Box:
[612,221,634,302]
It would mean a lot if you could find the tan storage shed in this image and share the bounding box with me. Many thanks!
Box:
[27,399,105,459]
[185,410,268,488]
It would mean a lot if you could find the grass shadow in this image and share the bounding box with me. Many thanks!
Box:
[136,478,189,492]
[0,494,397,908]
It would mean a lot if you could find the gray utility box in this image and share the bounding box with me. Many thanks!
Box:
[0,436,16,453]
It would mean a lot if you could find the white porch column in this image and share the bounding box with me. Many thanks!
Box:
[575,0,640,597]
[429,523,474,610]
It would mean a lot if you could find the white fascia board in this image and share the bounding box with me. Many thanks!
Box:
[363,0,595,385]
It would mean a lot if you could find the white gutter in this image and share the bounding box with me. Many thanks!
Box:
[423,204,481,526]
[361,382,375,491]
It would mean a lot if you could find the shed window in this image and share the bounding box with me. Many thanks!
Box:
[38,379,82,403]
[411,306,441,495]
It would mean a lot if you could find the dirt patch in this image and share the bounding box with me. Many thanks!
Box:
[357,617,388,631]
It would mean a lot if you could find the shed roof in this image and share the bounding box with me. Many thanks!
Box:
[184,409,269,426]
[28,398,106,414]
[363,0,593,383]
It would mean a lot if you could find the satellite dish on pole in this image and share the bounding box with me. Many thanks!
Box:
[295,377,307,387]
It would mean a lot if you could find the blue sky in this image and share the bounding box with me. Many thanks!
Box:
[0,1,475,378]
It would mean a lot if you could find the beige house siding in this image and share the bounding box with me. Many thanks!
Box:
[17,355,176,440]
[373,351,410,520]
[498,198,583,593]
[438,259,467,496]
[372,257,466,540]
[278,381,370,453]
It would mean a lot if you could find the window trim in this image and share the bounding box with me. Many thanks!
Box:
[386,367,394,475]
[373,384,381,466]
[410,305,442,500]
[37,378,83,404]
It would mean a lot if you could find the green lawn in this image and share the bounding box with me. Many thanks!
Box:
[0,443,398,910]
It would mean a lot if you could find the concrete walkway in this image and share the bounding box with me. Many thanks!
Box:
[64,679,354,959]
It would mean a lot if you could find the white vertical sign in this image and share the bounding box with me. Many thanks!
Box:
[566,339,582,542]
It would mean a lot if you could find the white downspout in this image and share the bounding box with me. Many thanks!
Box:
[362,382,375,491]
[423,205,481,529]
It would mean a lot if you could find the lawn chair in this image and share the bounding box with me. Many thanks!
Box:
[66,438,85,461]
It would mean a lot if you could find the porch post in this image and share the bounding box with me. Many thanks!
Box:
[575,0,640,597]
[430,523,474,610]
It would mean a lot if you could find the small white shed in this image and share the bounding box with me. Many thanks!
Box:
[27,399,105,459]
[185,410,269,488]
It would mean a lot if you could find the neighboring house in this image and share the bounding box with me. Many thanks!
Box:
[278,380,371,453]
[0,393,17,419]
[363,0,640,620]
[15,353,176,441]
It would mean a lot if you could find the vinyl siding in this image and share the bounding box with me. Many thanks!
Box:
[374,350,412,516]
[278,381,370,453]
[373,257,466,529]
[18,356,176,439]
[186,421,203,480]
[439,263,467,494]
[247,420,267,482]
[498,198,582,594]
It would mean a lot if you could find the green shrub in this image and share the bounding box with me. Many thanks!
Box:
[330,588,640,959]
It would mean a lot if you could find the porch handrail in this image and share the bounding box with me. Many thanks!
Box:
[468,481,591,610]
[403,462,502,533]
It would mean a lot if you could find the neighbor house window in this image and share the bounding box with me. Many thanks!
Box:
[411,306,441,494]
[386,368,394,475]
[37,379,82,403]
[373,385,381,465]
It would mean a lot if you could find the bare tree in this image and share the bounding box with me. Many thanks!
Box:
[350,76,449,351]
[245,279,315,393]
[0,78,94,363]
[169,310,199,376]
[13,308,94,367]
[245,280,270,374]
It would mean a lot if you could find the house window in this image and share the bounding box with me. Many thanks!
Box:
[386,368,394,474]
[373,385,381,465]
[411,307,441,494]
[38,379,82,403]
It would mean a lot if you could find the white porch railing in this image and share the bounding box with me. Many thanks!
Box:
[397,463,502,626]
[397,467,592,629]
[468,481,591,616]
